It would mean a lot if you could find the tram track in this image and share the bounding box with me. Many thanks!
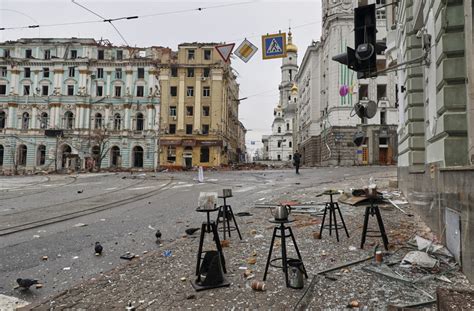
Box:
[0,176,174,236]
[0,175,78,201]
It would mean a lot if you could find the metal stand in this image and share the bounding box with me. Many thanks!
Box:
[216,195,242,240]
[195,208,226,276]
[319,191,349,242]
[263,219,308,287]
[360,198,389,250]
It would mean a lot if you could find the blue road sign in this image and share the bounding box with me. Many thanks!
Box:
[262,32,287,59]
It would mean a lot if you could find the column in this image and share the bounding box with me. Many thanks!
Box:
[106,70,111,97]
[32,105,37,129]
[178,74,185,131]
[84,106,90,129]
[146,105,153,130]
[7,104,16,128]
[10,69,20,95]
[126,67,133,97]
[55,105,61,128]
[75,105,80,129]
[79,106,84,129]
[124,104,131,130]
[105,105,110,129]
[194,79,202,132]
[33,70,39,94]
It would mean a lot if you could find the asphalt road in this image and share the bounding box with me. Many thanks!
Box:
[0,166,396,304]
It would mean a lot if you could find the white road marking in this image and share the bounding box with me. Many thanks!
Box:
[234,186,255,193]
[104,187,117,191]
[171,184,194,189]
[0,294,30,310]
[128,186,156,191]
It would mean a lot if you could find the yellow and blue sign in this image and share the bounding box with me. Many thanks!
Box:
[261,32,287,60]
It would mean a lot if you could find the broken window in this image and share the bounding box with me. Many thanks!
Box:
[97,68,104,79]
[188,49,195,60]
[42,85,49,96]
[0,67,6,77]
[136,86,144,97]
[203,87,210,97]
[67,85,74,96]
[169,124,176,134]
[169,106,177,116]
[24,67,31,78]
[23,85,30,95]
[116,50,123,60]
[138,67,145,79]
[98,50,104,60]
[115,68,122,79]
[25,49,32,58]
[43,67,50,78]
[68,67,75,77]
[186,124,193,134]
[114,86,121,97]
[44,50,51,60]
[171,67,178,77]
[204,49,211,60]
[167,146,176,162]
[200,146,210,163]
[187,68,194,77]
[71,50,77,59]
[203,106,210,116]
[202,124,209,134]
[187,87,194,97]
[186,106,194,116]
[170,86,177,96]
[0,85,5,95]
[96,85,103,97]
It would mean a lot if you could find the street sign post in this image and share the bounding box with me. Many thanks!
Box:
[261,32,287,60]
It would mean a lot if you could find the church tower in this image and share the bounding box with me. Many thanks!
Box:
[279,30,298,110]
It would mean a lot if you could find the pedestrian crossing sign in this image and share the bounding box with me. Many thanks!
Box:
[261,32,287,59]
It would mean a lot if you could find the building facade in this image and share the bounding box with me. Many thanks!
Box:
[295,0,398,166]
[386,0,474,282]
[158,43,243,169]
[0,38,245,173]
[262,31,298,162]
[0,38,163,173]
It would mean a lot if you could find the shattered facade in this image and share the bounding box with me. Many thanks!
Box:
[386,0,474,282]
[295,0,398,166]
[0,38,246,173]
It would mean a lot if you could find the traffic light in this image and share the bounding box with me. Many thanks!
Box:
[354,4,377,78]
[332,4,379,79]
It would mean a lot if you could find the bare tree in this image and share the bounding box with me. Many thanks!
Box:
[89,129,111,171]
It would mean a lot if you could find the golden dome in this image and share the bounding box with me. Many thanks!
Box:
[287,30,298,53]
[291,84,298,94]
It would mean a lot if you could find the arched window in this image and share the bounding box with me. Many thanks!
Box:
[64,111,74,129]
[289,141,292,148]
[0,111,5,129]
[18,144,27,166]
[95,113,103,129]
[136,113,144,131]
[286,123,290,131]
[114,113,121,130]
[0,144,3,166]
[132,146,144,168]
[40,112,48,129]
[37,145,46,165]
[22,112,30,130]
[110,146,121,167]
[61,145,72,168]
[277,127,281,133]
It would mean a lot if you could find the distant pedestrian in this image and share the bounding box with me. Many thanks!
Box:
[293,151,301,174]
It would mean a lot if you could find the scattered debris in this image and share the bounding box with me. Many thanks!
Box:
[120,253,135,261]
[74,223,87,227]
[254,234,264,239]
[42,256,48,261]
[348,246,357,251]
[401,251,438,269]
[185,228,200,235]
[247,257,257,265]
[235,212,252,217]
[313,232,321,239]
[347,300,360,308]
[250,280,266,291]
[220,240,230,248]
[163,250,172,257]
[63,267,71,271]
[186,294,196,300]
[77,190,83,194]
[180,277,187,282]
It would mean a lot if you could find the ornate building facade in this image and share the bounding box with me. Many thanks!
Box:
[0,38,245,173]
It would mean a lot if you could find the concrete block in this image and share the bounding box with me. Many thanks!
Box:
[436,85,467,114]
[407,77,424,92]
[406,92,424,106]
[436,32,465,64]
[435,4,464,41]
[442,112,467,135]
[408,122,425,135]
[444,136,468,166]
[436,57,466,89]
[407,106,425,121]
[410,150,426,165]
[405,34,422,49]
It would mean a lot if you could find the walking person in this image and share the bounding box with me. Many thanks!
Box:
[293,150,301,174]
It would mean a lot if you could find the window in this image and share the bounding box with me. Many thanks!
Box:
[96,85,103,97]
[379,137,388,145]
[277,141,281,148]
[114,114,121,130]
[25,49,32,58]
[23,85,30,95]
[377,84,387,100]
[289,70,292,81]
[22,112,29,129]
[380,110,386,125]
[98,50,104,60]
[68,67,75,77]
[136,113,144,131]
[111,146,121,166]
[359,84,369,100]
[116,50,123,60]
[132,146,144,168]
[136,86,144,97]
[169,106,177,116]
[137,68,145,79]
[71,50,77,59]
[40,112,48,129]
[97,68,104,79]
[44,50,51,60]
[95,113,103,129]
[3,49,10,58]
[202,124,209,134]
[278,127,281,133]
[43,68,49,78]
[67,85,74,96]
[187,68,194,77]
[187,87,194,97]
[0,85,5,95]
[24,68,31,78]
[289,141,292,148]
[286,123,290,131]
[188,49,195,60]
[203,106,210,116]
[203,68,210,77]
[115,68,122,79]
[18,145,27,166]
[204,49,211,60]
[171,67,178,77]
[167,146,176,162]
[169,124,176,134]
[203,87,210,97]
[186,106,194,116]
[170,86,177,96]
[186,124,193,134]
[0,111,5,128]
[0,67,6,77]
[114,86,121,97]
[200,146,209,163]
[65,111,74,129]
[37,145,46,165]
[42,85,49,96]
[0,145,3,166]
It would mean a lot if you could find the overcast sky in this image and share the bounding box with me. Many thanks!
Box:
[0,0,322,155]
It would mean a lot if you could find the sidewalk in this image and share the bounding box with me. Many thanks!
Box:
[24,174,473,310]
